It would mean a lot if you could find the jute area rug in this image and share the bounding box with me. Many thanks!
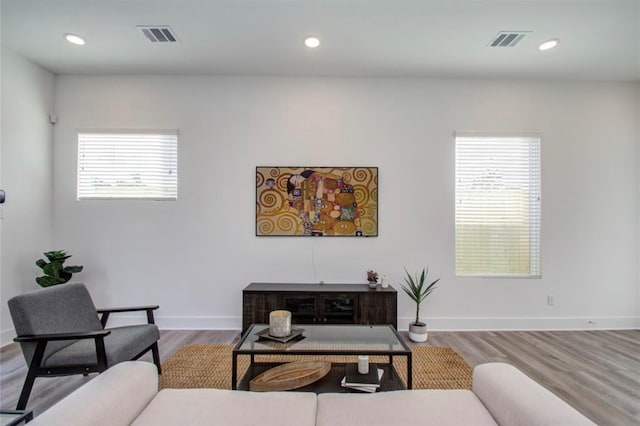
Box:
[159,344,472,390]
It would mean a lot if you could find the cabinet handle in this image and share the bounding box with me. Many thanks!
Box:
[313,318,316,322]
[323,318,327,323]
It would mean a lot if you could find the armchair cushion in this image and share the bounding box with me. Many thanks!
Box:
[44,324,160,367]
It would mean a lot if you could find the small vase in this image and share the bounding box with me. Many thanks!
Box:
[368,281,377,289]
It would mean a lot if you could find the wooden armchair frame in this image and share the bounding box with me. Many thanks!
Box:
[13,305,160,410]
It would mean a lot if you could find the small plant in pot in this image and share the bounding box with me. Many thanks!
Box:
[366,270,379,289]
[35,250,83,287]
[400,267,440,342]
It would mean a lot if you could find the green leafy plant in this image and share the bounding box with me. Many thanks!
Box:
[35,250,84,287]
[400,267,440,325]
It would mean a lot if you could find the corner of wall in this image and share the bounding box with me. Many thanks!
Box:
[637,82,640,328]
[0,47,55,346]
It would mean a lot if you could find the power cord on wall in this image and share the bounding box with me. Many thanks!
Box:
[311,238,317,283]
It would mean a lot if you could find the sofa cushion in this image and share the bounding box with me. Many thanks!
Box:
[132,389,317,426]
[30,361,158,426]
[316,389,497,426]
[472,363,596,426]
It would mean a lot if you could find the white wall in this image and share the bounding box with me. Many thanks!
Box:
[0,48,55,345]
[51,75,639,331]
[637,84,640,327]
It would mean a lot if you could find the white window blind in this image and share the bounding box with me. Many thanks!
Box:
[77,131,178,200]
[455,134,541,277]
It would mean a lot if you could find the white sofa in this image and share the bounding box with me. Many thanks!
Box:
[31,361,595,426]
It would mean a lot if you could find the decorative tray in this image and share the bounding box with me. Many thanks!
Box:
[250,361,331,391]
[256,327,305,343]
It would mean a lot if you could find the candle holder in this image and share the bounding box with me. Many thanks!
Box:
[269,310,292,337]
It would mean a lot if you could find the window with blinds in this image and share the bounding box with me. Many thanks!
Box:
[77,131,178,200]
[455,134,541,277]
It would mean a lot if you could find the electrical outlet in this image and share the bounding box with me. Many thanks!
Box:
[547,295,555,306]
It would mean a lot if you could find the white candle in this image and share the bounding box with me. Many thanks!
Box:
[358,355,369,374]
[381,275,389,288]
[269,310,292,337]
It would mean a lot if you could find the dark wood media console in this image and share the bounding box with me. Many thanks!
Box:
[242,283,397,334]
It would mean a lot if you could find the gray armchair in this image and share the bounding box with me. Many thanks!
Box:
[8,283,161,410]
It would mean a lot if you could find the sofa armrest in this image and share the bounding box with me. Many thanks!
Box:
[30,361,158,426]
[472,363,596,426]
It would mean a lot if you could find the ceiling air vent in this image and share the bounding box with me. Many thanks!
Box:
[137,26,179,43]
[487,31,530,48]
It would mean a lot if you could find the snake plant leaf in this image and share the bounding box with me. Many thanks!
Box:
[400,267,440,325]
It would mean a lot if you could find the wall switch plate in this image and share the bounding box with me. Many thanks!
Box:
[547,295,555,306]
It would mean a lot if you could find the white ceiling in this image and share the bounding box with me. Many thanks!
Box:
[2,0,639,81]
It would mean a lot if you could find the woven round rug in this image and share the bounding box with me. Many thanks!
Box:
[159,344,472,390]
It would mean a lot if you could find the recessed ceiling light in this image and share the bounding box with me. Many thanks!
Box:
[64,33,85,46]
[304,36,320,48]
[538,39,558,51]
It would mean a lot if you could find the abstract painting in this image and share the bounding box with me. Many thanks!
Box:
[256,167,378,237]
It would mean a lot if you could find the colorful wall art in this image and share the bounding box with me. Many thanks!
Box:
[256,167,378,237]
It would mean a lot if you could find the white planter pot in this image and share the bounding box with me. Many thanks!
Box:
[408,322,428,342]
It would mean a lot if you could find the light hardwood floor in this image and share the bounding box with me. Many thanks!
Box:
[1,329,638,425]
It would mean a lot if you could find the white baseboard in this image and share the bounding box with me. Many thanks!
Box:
[3,315,637,348]
[0,328,16,348]
[105,315,241,330]
[109,315,640,332]
[397,316,640,331]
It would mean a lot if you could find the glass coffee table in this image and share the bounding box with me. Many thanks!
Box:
[232,324,412,392]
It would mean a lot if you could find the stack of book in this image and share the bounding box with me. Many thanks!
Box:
[341,363,384,393]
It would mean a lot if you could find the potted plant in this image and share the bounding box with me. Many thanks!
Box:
[366,269,379,289]
[400,267,440,342]
[35,250,84,287]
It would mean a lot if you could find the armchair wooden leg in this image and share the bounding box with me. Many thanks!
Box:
[151,342,161,374]
[17,340,47,410]
[16,368,37,410]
